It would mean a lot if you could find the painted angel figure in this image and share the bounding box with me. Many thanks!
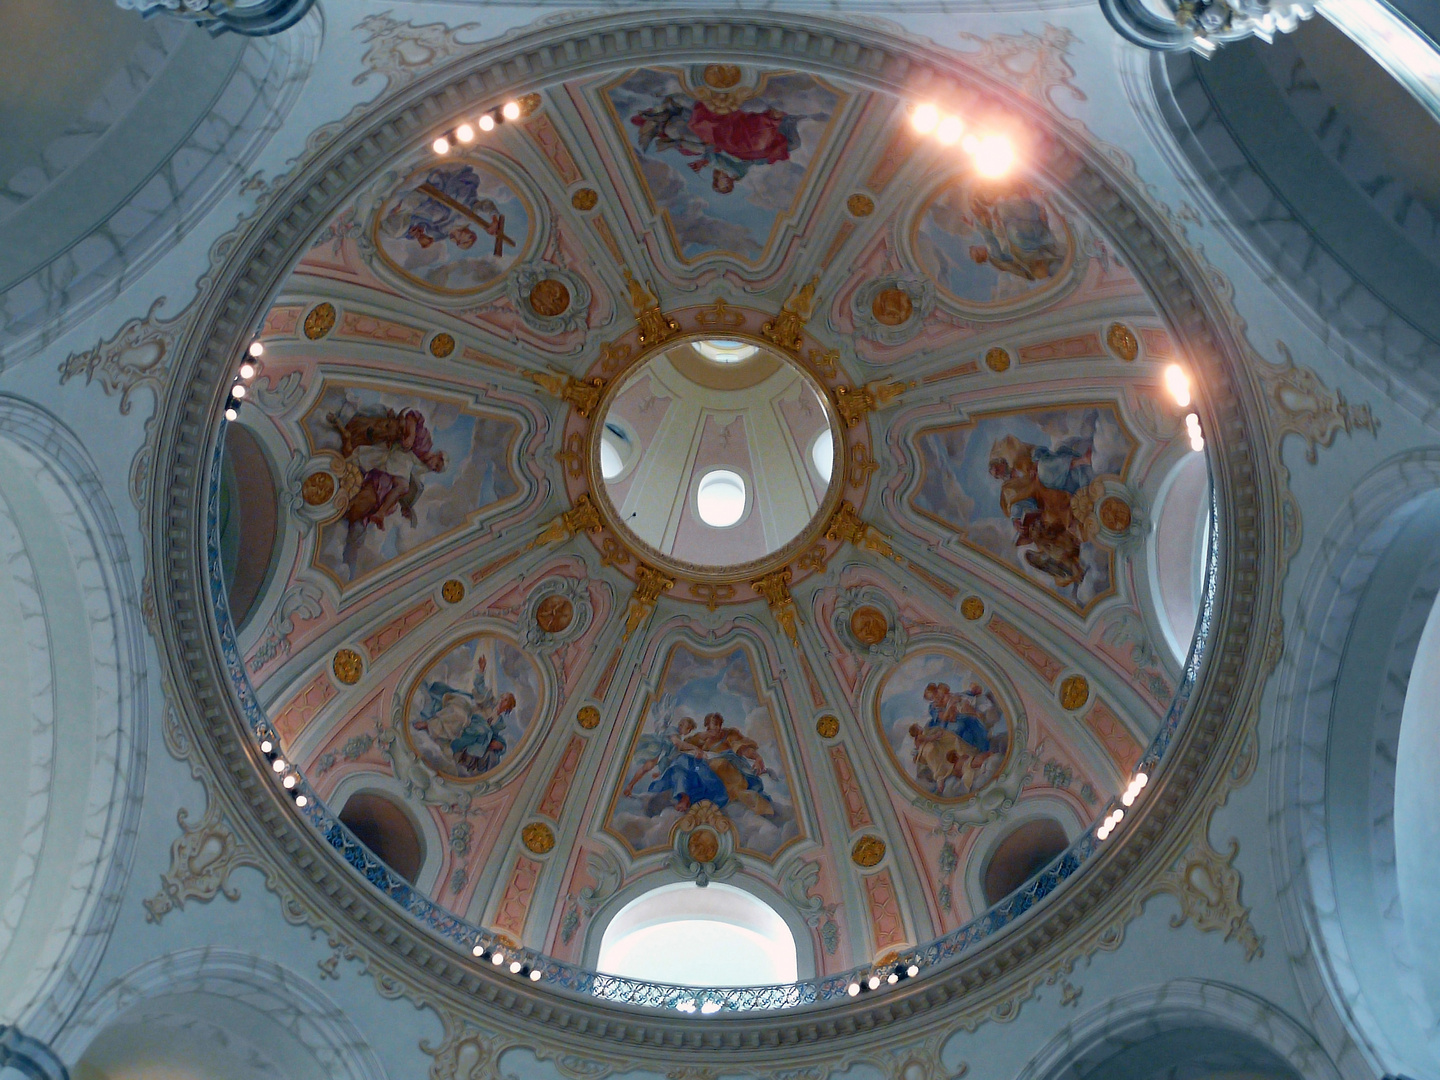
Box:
[379,164,515,258]
[965,182,1067,283]
[631,93,810,194]
[415,654,515,777]
[327,403,448,575]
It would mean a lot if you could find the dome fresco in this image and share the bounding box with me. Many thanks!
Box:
[216,61,1210,1002]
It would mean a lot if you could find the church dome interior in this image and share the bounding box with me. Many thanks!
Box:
[5,2,1440,1080]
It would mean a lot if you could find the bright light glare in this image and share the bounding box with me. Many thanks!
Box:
[911,103,939,134]
[961,134,979,154]
[811,431,834,484]
[294,795,308,807]
[231,383,247,399]
[936,115,964,145]
[224,407,239,422]
[696,470,746,528]
[282,774,297,789]
[248,341,264,358]
[239,363,256,380]
[502,101,521,120]
[456,123,475,143]
[1164,364,1192,407]
[972,134,1015,179]
[432,136,450,155]
[599,436,624,480]
[479,114,496,132]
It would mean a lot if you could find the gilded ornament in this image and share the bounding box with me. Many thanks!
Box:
[703,64,743,89]
[441,579,465,604]
[1099,496,1132,532]
[624,563,675,639]
[521,822,556,854]
[517,93,542,118]
[960,596,986,621]
[332,648,363,685]
[576,705,601,730]
[751,568,799,646]
[524,370,607,418]
[833,381,908,427]
[846,193,875,217]
[303,303,336,340]
[429,333,456,358]
[623,269,679,346]
[871,288,913,327]
[530,492,604,548]
[687,828,721,863]
[301,471,336,506]
[985,347,1011,373]
[816,714,840,739]
[695,297,745,329]
[535,594,575,633]
[849,605,890,646]
[1059,675,1090,711]
[825,501,897,560]
[851,835,886,868]
[528,279,572,317]
[1106,322,1139,361]
[570,188,599,211]
[761,276,818,354]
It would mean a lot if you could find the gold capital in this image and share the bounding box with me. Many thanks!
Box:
[750,567,799,646]
[761,276,819,354]
[623,269,680,347]
[624,563,675,639]
[825,501,898,561]
[529,493,603,549]
[526,370,608,419]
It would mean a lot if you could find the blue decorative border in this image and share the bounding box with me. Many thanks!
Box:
[206,431,1215,1013]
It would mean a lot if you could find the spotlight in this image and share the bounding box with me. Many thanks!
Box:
[456,123,475,143]
[1136,772,1148,787]
[294,794,308,807]
[936,115,964,146]
[911,103,939,134]
[1164,364,1191,407]
[224,406,239,422]
[529,968,542,982]
[907,964,920,978]
[248,341,264,358]
[502,101,521,121]
[433,136,451,155]
[1097,826,1109,840]
[887,972,899,985]
[260,739,273,753]
[491,952,505,966]
[479,114,496,132]
[700,1001,722,1014]
[1122,791,1135,806]
[231,383,247,399]
[867,975,881,990]
[510,960,523,974]
[847,982,860,997]
[239,362,256,380]
[282,774,297,789]
[973,134,1016,179]
[473,945,485,957]
[272,758,286,772]
[1112,808,1124,824]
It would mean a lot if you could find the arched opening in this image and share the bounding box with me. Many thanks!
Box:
[1149,450,1211,664]
[982,818,1070,906]
[218,424,280,630]
[598,882,797,987]
[338,793,424,886]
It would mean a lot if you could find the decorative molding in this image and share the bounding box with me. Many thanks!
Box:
[1255,342,1378,465]
[143,800,259,923]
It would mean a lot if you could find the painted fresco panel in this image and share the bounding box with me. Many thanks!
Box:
[915,179,1075,311]
[609,644,798,858]
[403,634,544,781]
[302,383,520,585]
[372,160,531,295]
[602,68,841,263]
[911,404,1134,611]
[877,648,1012,801]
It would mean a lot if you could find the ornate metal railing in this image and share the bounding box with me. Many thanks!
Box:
[206,435,1218,1013]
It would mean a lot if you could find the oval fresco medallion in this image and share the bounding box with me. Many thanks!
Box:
[403,633,544,781]
[876,647,1014,801]
[372,160,532,298]
[914,178,1075,315]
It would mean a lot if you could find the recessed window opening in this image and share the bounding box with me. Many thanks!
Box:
[600,436,624,480]
[597,882,797,987]
[982,818,1068,906]
[696,469,746,528]
[339,792,424,885]
[811,431,834,484]
[695,340,759,364]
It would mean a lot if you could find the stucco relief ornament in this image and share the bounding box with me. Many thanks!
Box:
[761,277,819,355]
[1099,0,1315,54]
[378,722,486,811]
[668,801,740,886]
[509,263,591,336]
[623,269,679,346]
[522,575,592,649]
[852,277,936,346]
[833,585,907,662]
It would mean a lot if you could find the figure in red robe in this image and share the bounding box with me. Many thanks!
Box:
[631,93,808,194]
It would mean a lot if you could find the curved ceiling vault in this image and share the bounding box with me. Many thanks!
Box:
[142,11,1279,1064]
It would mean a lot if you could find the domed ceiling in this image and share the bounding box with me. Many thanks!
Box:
[216,61,1209,995]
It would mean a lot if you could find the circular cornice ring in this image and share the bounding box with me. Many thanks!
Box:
[145,9,1279,1066]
